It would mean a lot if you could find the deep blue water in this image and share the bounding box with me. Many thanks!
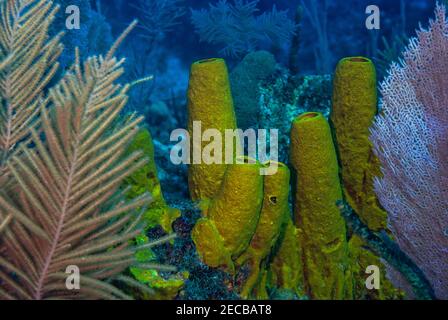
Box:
[55,0,439,199]
[60,0,438,82]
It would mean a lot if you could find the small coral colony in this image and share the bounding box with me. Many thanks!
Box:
[0,0,447,300]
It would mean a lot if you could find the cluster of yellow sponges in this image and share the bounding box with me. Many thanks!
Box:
[187,56,400,300]
[191,158,292,299]
[187,58,298,299]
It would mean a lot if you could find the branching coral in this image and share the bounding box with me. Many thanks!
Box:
[374,34,408,80]
[370,5,448,299]
[0,55,13,71]
[191,0,296,57]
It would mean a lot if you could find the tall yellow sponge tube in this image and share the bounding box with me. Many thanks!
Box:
[290,112,351,300]
[331,56,387,231]
[187,58,238,201]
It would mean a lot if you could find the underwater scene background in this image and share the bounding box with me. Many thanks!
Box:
[0,0,447,301]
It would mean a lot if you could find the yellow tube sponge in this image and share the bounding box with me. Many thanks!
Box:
[268,218,305,298]
[331,57,387,231]
[192,158,263,273]
[290,112,351,300]
[191,218,234,272]
[187,58,238,201]
[124,128,180,233]
[237,161,291,298]
[243,162,290,261]
[208,158,264,257]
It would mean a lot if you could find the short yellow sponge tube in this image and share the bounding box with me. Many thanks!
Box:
[208,158,263,257]
[290,112,351,300]
[243,161,290,261]
[237,161,291,298]
[268,218,305,298]
[124,128,180,233]
[192,158,263,273]
[191,218,234,271]
[331,56,387,231]
[187,58,238,201]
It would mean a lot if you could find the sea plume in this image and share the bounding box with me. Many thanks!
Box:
[0,0,174,300]
[0,40,150,299]
[0,0,63,231]
[370,4,448,299]
[0,0,63,175]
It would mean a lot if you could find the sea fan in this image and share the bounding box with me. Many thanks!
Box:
[0,0,173,300]
[370,4,448,299]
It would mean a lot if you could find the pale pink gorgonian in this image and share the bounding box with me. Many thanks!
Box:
[370,4,448,299]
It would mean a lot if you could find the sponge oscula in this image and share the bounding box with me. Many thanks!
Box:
[187,58,238,201]
[290,112,351,300]
[331,56,386,231]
